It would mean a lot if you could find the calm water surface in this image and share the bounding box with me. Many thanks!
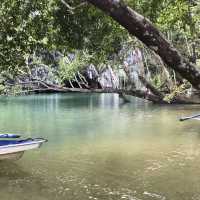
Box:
[0,94,200,200]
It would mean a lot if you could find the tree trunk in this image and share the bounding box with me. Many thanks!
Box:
[86,0,200,90]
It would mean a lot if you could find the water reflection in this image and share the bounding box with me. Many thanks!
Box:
[0,94,200,199]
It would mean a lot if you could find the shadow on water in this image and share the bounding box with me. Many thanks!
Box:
[0,161,30,178]
[0,161,53,200]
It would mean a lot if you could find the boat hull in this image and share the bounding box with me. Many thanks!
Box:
[0,151,24,161]
[0,138,46,161]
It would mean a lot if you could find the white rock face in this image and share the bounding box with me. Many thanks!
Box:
[99,66,119,89]
[124,48,145,89]
[86,64,99,80]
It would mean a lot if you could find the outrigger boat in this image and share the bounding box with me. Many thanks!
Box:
[180,114,200,121]
[0,134,47,161]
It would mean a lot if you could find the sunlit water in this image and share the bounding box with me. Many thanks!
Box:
[0,94,200,200]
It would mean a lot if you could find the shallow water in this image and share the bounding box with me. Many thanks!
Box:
[0,94,200,200]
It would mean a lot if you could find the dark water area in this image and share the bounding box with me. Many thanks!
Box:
[0,93,200,200]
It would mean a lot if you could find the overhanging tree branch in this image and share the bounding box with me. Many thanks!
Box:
[86,0,200,90]
[138,75,164,99]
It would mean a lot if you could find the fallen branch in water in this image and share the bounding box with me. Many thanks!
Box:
[6,80,161,102]
[5,80,200,104]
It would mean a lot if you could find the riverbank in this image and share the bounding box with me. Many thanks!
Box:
[2,81,200,105]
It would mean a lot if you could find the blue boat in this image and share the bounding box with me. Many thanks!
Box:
[0,134,47,161]
[0,134,21,138]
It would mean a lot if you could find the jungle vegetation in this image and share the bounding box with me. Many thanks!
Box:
[0,0,200,103]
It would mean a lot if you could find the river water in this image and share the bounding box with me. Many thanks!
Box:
[0,94,200,200]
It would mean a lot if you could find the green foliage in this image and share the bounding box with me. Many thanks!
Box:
[152,75,163,88]
[59,51,92,81]
[0,0,200,87]
[127,0,200,39]
[9,85,23,96]
[163,82,191,103]
[0,85,5,93]
[0,0,127,74]
[156,0,197,34]
[53,0,127,63]
[0,0,57,74]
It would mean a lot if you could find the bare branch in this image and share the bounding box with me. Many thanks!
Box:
[60,0,74,14]
[60,0,87,14]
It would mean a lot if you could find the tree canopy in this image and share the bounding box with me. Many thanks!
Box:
[0,0,200,89]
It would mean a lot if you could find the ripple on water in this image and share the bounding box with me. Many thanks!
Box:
[1,94,200,200]
[143,191,166,200]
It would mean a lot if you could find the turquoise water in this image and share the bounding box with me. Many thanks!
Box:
[0,94,200,200]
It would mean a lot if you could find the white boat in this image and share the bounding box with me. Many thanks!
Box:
[0,137,47,161]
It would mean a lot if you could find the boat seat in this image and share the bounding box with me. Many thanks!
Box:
[0,139,33,146]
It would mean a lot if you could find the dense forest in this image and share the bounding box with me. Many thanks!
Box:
[0,0,200,103]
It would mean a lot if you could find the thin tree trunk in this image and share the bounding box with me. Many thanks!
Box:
[86,0,200,90]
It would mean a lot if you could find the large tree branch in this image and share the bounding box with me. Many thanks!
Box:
[86,0,200,90]
[138,75,164,98]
